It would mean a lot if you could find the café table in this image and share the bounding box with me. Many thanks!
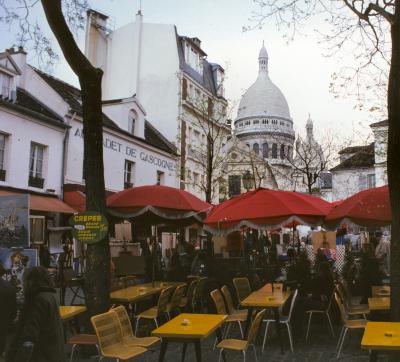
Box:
[368,297,390,311]
[110,281,184,303]
[59,305,87,321]
[152,313,226,362]
[371,286,390,298]
[361,321,400,361]
[241,285,291,354]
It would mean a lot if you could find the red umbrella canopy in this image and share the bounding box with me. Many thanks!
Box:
[325,185,391,228]
[107,185,211,222]
[205,188,333,233]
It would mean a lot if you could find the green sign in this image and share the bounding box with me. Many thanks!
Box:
[69,211,108,244]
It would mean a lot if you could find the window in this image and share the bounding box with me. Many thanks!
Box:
[245,120,250,126]
[0,72,11,98]
[193,172,199,188]
[287,146,292,160]
[30,216,45,244]
[194,130,201,140]
[29,143,45,188]
[0,133,6,181]
[262,119,267,125]
[124,160,135,188]
[272,144,278,159]
[253,120,259,125]
[280,144,285,159]
[262,142,269,158]
[358,174,367,191]
[253,143,259,154]
[128,110,136,135]
[157,170,165,185]
[367,174,376,189]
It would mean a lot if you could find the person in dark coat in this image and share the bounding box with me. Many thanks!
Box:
[6,266,65,362]
[0,263,17,357]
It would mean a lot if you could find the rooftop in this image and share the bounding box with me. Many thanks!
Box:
[331,143,375,171]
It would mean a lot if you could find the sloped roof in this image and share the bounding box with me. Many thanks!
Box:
[32,66,176,155]
[32,66,118,129]
[370,119,388,128]
[0,87,67,128]
[176,31,224,99]
[338,145,370,155]
[331,143,375,171]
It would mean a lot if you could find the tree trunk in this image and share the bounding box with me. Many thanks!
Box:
[389,12,400,324]
[205,134,213,203]
[41,0,110,315]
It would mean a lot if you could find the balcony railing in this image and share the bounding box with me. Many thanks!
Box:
[29,176,44,188]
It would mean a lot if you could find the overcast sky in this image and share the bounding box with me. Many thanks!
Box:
[1,0,381,143]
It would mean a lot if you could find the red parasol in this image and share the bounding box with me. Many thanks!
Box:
[205,188,333,234]
[107,185,211,224]
[325,185,391,228]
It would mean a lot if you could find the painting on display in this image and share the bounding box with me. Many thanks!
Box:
[0,194,29,248]
[0,248,38,290]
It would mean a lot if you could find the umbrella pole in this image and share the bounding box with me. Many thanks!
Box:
[152,225,157,288]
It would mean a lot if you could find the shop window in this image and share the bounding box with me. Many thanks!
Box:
[29,142,45,188]
[0,133,7,181]
[124,160,135,189]
[30,216,45,244]
[157,170,165,185]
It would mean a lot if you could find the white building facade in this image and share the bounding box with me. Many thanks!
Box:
[0,47,178,202]
[84,10,230,202]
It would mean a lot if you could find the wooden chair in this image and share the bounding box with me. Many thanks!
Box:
[334,291,367,358]
[211,289,246,339]
[305,292,335,341]
[221,285,247,317]
[216,309,266,362]
[67,334,99,362]
[193,277,208,312]
[166,284,187,319]
[91,311,147,361]
[111,305,160,348]
[262,289,298,353]
[336,282,369,318]
[233,277,251,306]
[135,287,174,335]
[179,279,199,312]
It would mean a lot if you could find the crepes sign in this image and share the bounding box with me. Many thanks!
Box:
[69,212,108,244]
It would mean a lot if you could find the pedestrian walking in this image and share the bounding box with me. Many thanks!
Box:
[5,266,65,362]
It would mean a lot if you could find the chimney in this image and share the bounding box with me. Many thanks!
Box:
[191,37,202,48]
[10,46,27,71]
[85,9,109,65]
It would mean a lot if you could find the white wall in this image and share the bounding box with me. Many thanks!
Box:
[90,17,181,143]
[0,107,65,195]
[331,168,375,201]
[65,119,177,192]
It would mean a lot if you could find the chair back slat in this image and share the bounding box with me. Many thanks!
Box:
[91,311,123,354]
[221,285,235,314]
[334,291,348,324]
[169,284,187,310]
[247,309,265,345]
[286,289,298,321]
[211,289,227,315]
[157,287,174,313]
[233,277,251,303]
[111,305,134,340]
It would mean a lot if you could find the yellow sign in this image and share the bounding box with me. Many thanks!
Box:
[69,211,108,244]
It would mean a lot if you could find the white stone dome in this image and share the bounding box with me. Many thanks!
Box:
[237,73,291,120]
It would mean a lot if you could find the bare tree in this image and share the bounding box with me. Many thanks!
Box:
[182,80,231,203]
[247,0,400,324]
[1,0,110,315]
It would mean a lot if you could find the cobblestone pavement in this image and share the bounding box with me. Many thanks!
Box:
[71,318,390,362]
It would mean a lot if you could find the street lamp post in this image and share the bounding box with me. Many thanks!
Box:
[242,170,253,192]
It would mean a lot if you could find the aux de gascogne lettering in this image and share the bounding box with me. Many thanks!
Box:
[74,128,174,171]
